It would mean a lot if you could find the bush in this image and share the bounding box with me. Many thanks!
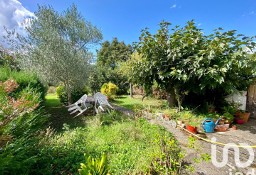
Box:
[56,85,89,105]
[0,67,47,102]
[0,79,41,130]
[3,110,49,138]
[100,82,118,100]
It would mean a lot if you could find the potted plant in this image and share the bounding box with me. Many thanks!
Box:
[235,110,250,123]
[186,119,199,134]
[222,104,237,124]
[222,112,234,124]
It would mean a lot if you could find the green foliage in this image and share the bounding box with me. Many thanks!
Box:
[78,153,109,175]
[0,133,84,175]
[0,47,18,70]
[132,20,256,108]
[0,67,47,101]
[97,38,133,70]
[56,85,88,104]
[149,132,184,174]
[56,85,66,104]
[0,114,183,174]
[0,79,41,129]
[3,110,49,138]
[96,38,133,95]
[100,82,118,100]
[223,112,234,121]
[88,66,105,93]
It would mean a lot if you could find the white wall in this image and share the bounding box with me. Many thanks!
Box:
[225,91,247,110]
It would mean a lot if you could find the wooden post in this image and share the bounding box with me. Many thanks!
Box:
[247,84,256,118]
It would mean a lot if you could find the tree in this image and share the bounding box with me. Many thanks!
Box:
[0,45,18,70]
[6,4,102,104]
[132,21,256,110]
[96,38,133,94]
[120,52,142,97]
[97,38,133,69]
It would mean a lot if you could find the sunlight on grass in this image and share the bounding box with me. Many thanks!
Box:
[113,95,166,110]
[45,93,61,107]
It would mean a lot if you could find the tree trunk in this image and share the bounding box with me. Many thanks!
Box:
[129,83,133,98]
[64,82,72,105]
[174,87,182,112]
[167,88,176,107]
[67,90,72,105]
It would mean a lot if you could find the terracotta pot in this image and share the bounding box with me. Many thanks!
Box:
[214,125,228,132]
[186,124,197,134]
[231,125,237,130]
[235,111,250,123]
[240,112,250,123]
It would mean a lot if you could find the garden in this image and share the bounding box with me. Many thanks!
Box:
[1,3,256,175]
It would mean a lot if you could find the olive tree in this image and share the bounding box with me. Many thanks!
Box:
[7,5,102,103]
[132,21,256,110]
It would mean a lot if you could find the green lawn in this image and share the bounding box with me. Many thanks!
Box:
[0,93,183,174]
[44,93,90,131]
[113,95,166,111]
[44,93,61,107]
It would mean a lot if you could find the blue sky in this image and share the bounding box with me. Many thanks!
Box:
[1,0,256,47]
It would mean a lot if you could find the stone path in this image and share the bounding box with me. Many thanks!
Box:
[112,105,256,175]
[151,117,256,175]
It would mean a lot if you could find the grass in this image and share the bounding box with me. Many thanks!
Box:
[43,93,90,132]
[44,93,61,107]
[0,93,183,174]
[113,95,166,111]
[47,116,182,174]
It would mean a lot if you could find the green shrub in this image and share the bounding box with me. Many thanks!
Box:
[3,111,49,138]
[0,79,42,131]
[0,67,47,102]
[100,82,118,100]
[56,85,89,105]
[56,85,66,104]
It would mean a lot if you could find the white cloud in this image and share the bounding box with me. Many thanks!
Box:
[170,4,177,9]
[250,11,255,15]
[198,23,202,26]
[0,0,35,36]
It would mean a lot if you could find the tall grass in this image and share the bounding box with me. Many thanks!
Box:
[0,112,182,174]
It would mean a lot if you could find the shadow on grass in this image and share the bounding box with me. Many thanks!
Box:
[44,105,89,132]
[43,94,93,132]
